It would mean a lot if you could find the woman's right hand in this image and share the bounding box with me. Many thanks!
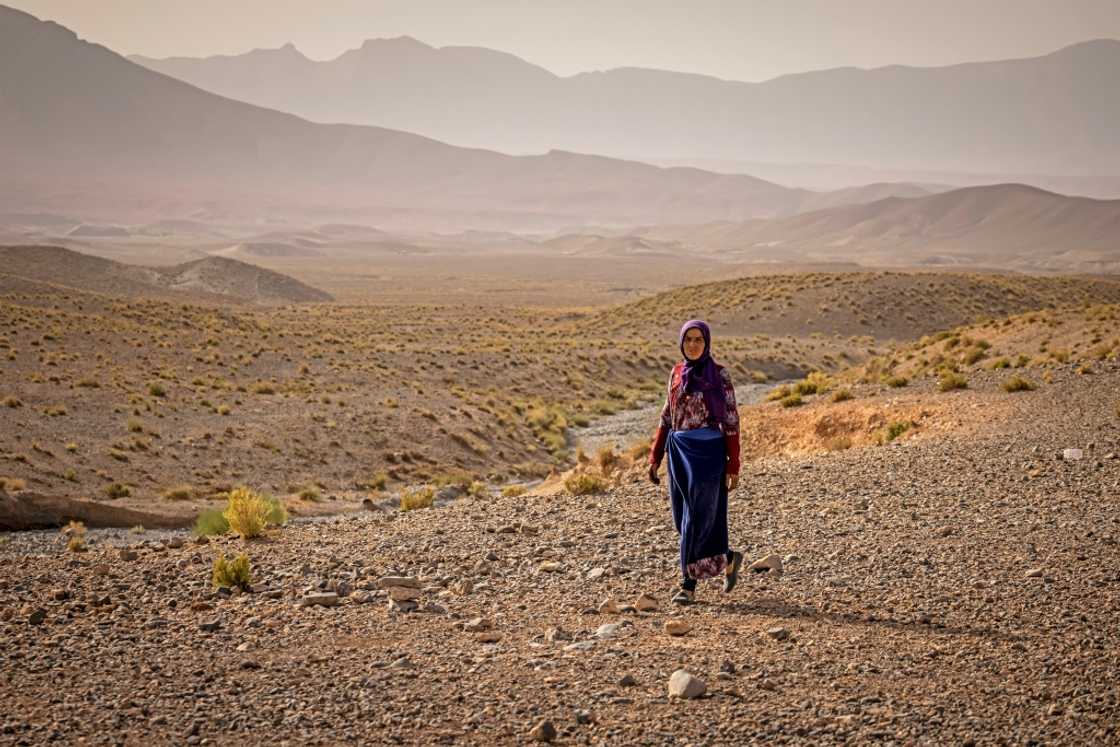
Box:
[647,464,661,485]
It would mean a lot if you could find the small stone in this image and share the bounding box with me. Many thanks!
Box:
[49,588,69,602]
[1025,568,1044,578]
[166,538,185,549]
[618,674,638,687]
[634,593,658,612]
[595,623,620,639]
[377,576,420,589]
[476,631,502,643]
[538,561,563,573]
[386,586,421,602]
[529,720,557,742]
[720,659,736,674]
[664,619,691,636]
[598,598,620,614]
[545,627,571,643]
[668,670,706,699]
[421,602,447,614]
[766,626,790,641]
[575,709,593,725]
[198,619,221,633]
[463,617,491,632]
[586,567,606,581]
[563,640,596,652]
[749,554,784,576]
[452,578,473,595]
[118,548,138,561]
[388,598,418,613]
[26,608,47,626]
[519,524,539,535]
[300,592,340,608]
[193,536,210,546]
[782,554,799,565]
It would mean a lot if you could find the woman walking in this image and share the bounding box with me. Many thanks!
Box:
[648,319,743,604]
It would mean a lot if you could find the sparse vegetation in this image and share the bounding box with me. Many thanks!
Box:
[211,552,252,591]
[501,484,528,498]
[400,486,435,511]
[104,482,131,499]
[222,486,284,539]
[938,372,968,391]
[161,484,193,501]
[63,520,87,552]
[780,392,804,408]
[831,389,853,403]
[880,420,913,443]
[884,376,909,388]
[564,472,607,495]
[194,509,230,537]
[1002,376,1036,393]
[0,477,27,492]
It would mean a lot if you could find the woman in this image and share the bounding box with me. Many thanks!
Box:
[648,319,743,604]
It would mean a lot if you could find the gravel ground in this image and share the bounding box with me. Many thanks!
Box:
[1,364,1117,745]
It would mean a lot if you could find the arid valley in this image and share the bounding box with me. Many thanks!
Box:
[2,3,1120,745]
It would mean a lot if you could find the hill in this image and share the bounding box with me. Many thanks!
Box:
[132,36,1120,177]
[636,184,1120,272]
[0,245,333,304]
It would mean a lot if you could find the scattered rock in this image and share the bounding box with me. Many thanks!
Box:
[26,608,47,626]
[300,592,340,608]
[463,617,492,633]
[545,627,571,643]
[595,623,620,639]
[668,670,706,699]
[529,719,557,742]
[118,548,138,562]
[766,626,790,641]
[377,576,420,589]
[388,599,418,613]
[198,618,221,633]
[664,619,691,636]
[634,593,658,612]
[475,631,502,644]
[618,674,637,687]
[598,598,620,614]
[1025,568,1044,578]
[749,554,784,577]
[586,566,606,581]
[537,561,563,573]
[386,586,421,602]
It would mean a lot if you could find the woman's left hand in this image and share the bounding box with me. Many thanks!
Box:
[726,473,739,491]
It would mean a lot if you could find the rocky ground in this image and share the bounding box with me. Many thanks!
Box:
[1,362,1118,745]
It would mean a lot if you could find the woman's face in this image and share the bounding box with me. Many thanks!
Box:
[682,328,706,361]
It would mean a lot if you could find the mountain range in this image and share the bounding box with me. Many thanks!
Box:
[2,4,932,231]
[131,36,1120,179]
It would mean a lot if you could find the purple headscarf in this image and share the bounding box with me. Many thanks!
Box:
[678,319,727,425]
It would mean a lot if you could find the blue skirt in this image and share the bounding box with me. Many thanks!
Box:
[666,427,729,580]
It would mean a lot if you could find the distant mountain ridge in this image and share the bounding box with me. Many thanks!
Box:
[0,245,333,304]
[2,4,858,231]
[635,184,1120,272]
[132,36,1120,177]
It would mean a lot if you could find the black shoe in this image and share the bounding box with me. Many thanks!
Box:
[671,587,695,605]
[724,551,744,593]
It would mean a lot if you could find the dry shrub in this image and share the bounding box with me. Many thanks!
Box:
[501,484,528,498]
[564,472,607,496]
[212,553,252,591]
[830,389,853,403]
[884,376,909,388]
[938,372,968,392]
[105,483,131,499]
[1002,376,1036,393]
[223,486,282,539]
[400,486,435,511]
[596,446,619,473]
[63,520,87,552]
[780,393,803,408]
[161,484,193,501]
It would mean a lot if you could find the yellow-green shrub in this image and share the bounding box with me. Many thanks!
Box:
[212,553,251,591]
[400,486,435,511]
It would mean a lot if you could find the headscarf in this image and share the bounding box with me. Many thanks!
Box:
[677,319,727,425]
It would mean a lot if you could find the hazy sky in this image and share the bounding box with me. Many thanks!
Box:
[11,0,1120,81]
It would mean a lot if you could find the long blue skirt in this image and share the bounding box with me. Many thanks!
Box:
[666,427,729,580]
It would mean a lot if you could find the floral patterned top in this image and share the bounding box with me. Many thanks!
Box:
[649,361,741,475]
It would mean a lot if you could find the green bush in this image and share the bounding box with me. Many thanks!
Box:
[830,389,853,403]
[880,421,912,443]
[780,393,803,408]
[194,509,230,537]
[884,376,909,388]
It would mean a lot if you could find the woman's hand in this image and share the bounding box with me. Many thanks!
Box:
[648,464,661,485]
[726,473,739,491]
